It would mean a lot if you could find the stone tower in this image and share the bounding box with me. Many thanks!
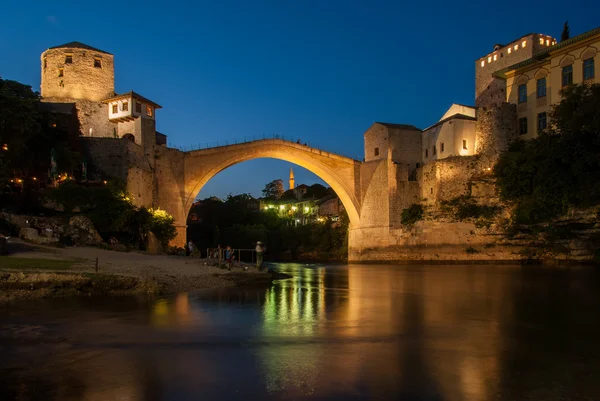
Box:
[41,42,117,138]
[41,42,114,102]
[289,168,295,190]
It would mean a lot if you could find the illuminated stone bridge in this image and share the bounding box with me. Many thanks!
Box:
[86,136,416,261]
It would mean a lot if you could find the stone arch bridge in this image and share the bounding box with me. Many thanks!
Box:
[86,137,411,260]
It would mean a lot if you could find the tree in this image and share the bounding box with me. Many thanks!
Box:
[561,21,570,41]
[0,77,79,186]
[495,83,600,224]
[262,179,284,200]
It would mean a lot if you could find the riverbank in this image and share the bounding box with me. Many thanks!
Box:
[0,239,288,302]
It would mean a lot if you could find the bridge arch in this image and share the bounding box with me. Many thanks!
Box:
[182,140,361,228]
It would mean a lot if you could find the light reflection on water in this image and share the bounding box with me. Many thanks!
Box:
[1,264,600,400]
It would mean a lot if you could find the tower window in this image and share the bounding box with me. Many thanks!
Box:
[112,104,118,114]
[536,78,546,98]
[433,145,436,155]
[519,117,528,135]
[441,142,444,152]
[135,102,142,113]
[374,147,379,156]
[518,84,527,103]
[122,101,128,112]
[462,139,467,150]
[43,57,47,69]
[146,106,153,117]
[537,112,547,132]
[58,68,63,77]
[65,54,72,64]
[425,149,428,158]
[94,58,102,68]
[562,65,573,87]
[583,58,595,80]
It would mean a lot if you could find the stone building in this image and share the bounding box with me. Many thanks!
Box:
[40,41,166,148]
[495,27,600,139]
[364,26,598,170]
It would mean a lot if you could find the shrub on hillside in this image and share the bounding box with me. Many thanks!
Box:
[401,204,424,226]
[495,83,600,224]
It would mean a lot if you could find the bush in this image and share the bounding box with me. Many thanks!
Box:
[495,83,600,224]
[465,246,480,254]
[442,196,499,221]
[401,204,424,226]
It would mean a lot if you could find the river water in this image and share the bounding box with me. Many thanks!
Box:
[1,264,599,400]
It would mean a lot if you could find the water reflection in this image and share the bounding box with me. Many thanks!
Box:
[1,264,599,400]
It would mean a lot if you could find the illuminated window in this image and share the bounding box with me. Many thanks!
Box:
[518,84,527,103]
[122,101,128,112]
[112,104,118,114]
[94,58,102,68]
[146,105,153,117]
[583,58,595,80]
[537,112,547,132]
[546,39,550,46]
[508,48,512,54]
[58,68,63,77]
[539,38,544,45]
[519,117,528,135]
[462,139,467,150]
[374,147,379,156]
[536,78,546,98]
[441,142,444,152]
[562,65,573,87]
[493,54,497,61]
[488,56,492,63]
[65,54,72,64]
[522,40,527,48]
[552,41,556,45]
[481,60,485,67]
[135,102,142,113]
[514,44,518,51]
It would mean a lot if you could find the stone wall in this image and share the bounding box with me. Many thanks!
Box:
[475,103,518,167]
[41,46,114,102]
[42,97,116,139]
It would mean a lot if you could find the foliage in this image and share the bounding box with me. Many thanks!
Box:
[401,204,424,226]
[561,21,570,41]
[148,208,177,248]
[47,181,176,250]
[262,179,285,200]
[0,77,80,186]
[495,83,600,224]
[441,196,499,221]
[465,246,480,254]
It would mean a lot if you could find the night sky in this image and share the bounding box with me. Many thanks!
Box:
[1,1,598,199]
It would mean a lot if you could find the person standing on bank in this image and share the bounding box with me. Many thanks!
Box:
[255,241,265,271]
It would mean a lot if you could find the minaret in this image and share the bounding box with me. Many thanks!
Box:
[289,168,295,190]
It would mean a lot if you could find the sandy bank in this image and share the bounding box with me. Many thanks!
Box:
[0,239,289,301]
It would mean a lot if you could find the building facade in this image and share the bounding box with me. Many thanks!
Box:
[496,27,599,139]
[363,26,598,168]
[40,41,166,148]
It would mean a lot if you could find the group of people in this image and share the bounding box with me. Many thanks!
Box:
[187,240,267,271]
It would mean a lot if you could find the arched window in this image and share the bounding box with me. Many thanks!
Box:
[123,134,135,142]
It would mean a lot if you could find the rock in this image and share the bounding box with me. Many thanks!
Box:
[68,216,103,244]
[19,228,39,241]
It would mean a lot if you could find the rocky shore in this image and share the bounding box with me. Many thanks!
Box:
[0,239,290,302]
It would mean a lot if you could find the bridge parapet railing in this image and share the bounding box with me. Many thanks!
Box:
[168,134,362,161]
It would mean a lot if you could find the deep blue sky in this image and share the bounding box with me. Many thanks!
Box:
[1,1,598,200]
